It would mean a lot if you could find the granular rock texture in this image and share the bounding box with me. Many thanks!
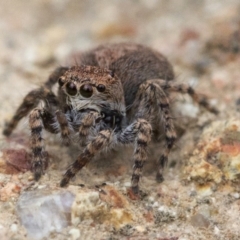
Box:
[184,118,240,189]
[0,1,240,239]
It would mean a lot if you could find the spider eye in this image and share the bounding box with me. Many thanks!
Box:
[80,84,93,98]
[66,82,77,96]
[110,70,115,78]
[97,84,106,92]
[58,77,65,87]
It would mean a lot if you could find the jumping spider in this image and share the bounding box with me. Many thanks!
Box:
[3,43,218,194]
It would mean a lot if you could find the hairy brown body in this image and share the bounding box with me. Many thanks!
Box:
[74,42,174,110]
[3,42,217,194]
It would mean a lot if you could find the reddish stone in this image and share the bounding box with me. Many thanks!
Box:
[2,148,31,173]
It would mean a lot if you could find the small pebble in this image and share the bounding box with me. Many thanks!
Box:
[123,181,131,187]
[148,196,154,203]
[214,226,220,235]
[18,174,23,179]
[231,192,240,199]
[158,206,166,212]
[135,225,146,233]
[10,223,18,232]
[69,228,81,240]
[28,175,34,181]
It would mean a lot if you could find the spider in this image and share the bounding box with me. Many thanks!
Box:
[3,43,218,194]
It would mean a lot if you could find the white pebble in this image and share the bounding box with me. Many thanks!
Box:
[124,181,131,187]
[135,225,146,233]
[148,196,154,203]
[69,228,81,240]
[214,226,220,235]
[232,192,240,199]
[10,224,18,232]
[158,206,166,212]
[17,190,75,239]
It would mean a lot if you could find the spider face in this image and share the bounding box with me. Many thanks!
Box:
[59,66,126,128]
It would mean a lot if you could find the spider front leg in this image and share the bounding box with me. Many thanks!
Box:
[117,119,152,194]
[29,108,51,180]
[55,110,73,145]
[30,107,73,180]
[3,85,72,180]
[78,111,101,146]
[60,129,112,187]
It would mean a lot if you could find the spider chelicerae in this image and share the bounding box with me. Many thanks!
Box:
[3,43,218,194]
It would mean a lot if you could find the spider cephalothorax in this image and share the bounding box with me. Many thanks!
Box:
[59,66,125,115]
[3,43,218,194]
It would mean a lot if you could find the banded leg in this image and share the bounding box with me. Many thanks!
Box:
[154,79,219,114]
[3,87,58,136]
[44,66,69,88]
[116,119,152,193]
[132,80,177,183]
[55,110,72,145]
[29,107,73,179]
[60,129,112,187]
[29,108,49,180]
[78,111,101,146]
[3,65,69,137]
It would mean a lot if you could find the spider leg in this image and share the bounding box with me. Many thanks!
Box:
[131,80,177,183]
[44,66,69,88]
[55,110,73,145]
[60,129,112,187]
[43,66,71,144]
[78,110,101,146]
[60,118,152,194]
[153,79,219,114]
[117,119,152,194]
[3,65,69,136]
[3,87,58,136]
[29,108,52,180]
[30,106,74,180]
[3,84,73,179]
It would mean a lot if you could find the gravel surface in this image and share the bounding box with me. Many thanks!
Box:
[0,1,240,239]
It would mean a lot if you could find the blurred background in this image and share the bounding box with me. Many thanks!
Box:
[0,1,240,239]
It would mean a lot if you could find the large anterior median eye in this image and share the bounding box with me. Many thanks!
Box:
[80,84,93,98]
[66,82,77,96]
